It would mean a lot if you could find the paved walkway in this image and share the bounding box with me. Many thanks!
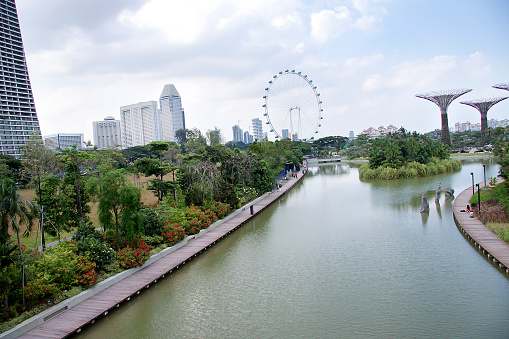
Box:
[6,170,307,339]
[452,179,509,274]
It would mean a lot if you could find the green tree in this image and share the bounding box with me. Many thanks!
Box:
[206,127,222,146]
[0,179,36,304]
[494,139,509,179]
[383,140,403,168]
[0,240,18,310]
[60,146,91,224]
[91,170,141,250]
[184,128,207,154]
[0,155,22,182]
[19,132,58,249]
[135,157,171,201]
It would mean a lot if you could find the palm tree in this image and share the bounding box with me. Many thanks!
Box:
[0,178,36,304]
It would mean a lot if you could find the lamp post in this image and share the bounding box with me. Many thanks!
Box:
[471,172,474,195]
[476,183,481,219]
[483,164,486,187]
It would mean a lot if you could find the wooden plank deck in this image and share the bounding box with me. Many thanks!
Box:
[453,179,509,273]
[16,170,307,338]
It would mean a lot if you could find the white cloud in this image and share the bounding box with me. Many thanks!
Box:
[362,74,382,91]
[344,54,383,75]
[310,7,353,44]
[272,12,303,30]
[310,0,385,44]
[462,52,492,79]
[293,42,305,53]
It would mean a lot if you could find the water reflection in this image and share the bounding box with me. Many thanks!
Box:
[306,163,351,176]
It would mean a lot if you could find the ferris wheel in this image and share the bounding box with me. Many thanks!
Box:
[262,70,323,141]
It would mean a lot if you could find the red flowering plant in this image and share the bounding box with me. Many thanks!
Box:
[24,280,59,304]
[115,239,151,269]
[72,254,97,287]
[161,222,186,246]
[181,206,213,235]
[205,201,231,219]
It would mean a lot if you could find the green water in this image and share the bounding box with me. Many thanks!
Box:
[75,159,509,338]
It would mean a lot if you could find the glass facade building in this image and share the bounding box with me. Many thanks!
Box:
[0,0,40,158]
[120,101,158,148]
[159,84,185,142]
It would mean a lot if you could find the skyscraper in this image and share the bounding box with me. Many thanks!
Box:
[120,101,158,148]
[232,124,243,143]
[93,116,121,149]
[243,131,252,144]
[251,118,263,141]
[160,84,185,142]
[282,129,289,139]
[1,0,41,158]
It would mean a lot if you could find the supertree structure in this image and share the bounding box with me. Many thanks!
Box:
[493,82,509,91]
[460,97,509,139]
[416,89,472,146]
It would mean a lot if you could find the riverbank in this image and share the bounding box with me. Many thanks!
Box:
[453,179,509,274]
[2,169,307,339]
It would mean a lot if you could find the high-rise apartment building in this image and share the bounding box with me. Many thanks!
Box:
[243,131,252,144]
[1,0,41,158]
[93,116,121,149]
[282,129,289,139]
[251,118,263,141]
[232,125,243,143]
[160,84,185,142]
[120,101,158,148]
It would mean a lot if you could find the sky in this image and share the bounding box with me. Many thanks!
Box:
[15,0,509,143]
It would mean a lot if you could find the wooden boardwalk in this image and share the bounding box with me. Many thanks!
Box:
[453,180,509,273]
[15,172,307,338]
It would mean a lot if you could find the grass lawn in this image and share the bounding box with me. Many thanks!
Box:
[486,222,509,242]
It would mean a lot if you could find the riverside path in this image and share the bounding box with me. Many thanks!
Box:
[7,170,307,339]
[453,178,509,273]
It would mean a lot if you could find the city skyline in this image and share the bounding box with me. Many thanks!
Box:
[13,0,509,143]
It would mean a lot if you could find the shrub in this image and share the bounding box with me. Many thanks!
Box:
[142,235,164,246]
[360,158,460,180]
[116,243,151,269]
[205,200,231,219]
[181,206,214,234]
[235,185,258,205]
[35,242,78,290]
[72,223,103,242]
[24,280,59,304]
[139,208,164,237]
[75,237,114,270]
[161,223,186,246]
[72,255,97,287]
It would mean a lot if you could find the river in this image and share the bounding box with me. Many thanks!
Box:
[75,159,509,338]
